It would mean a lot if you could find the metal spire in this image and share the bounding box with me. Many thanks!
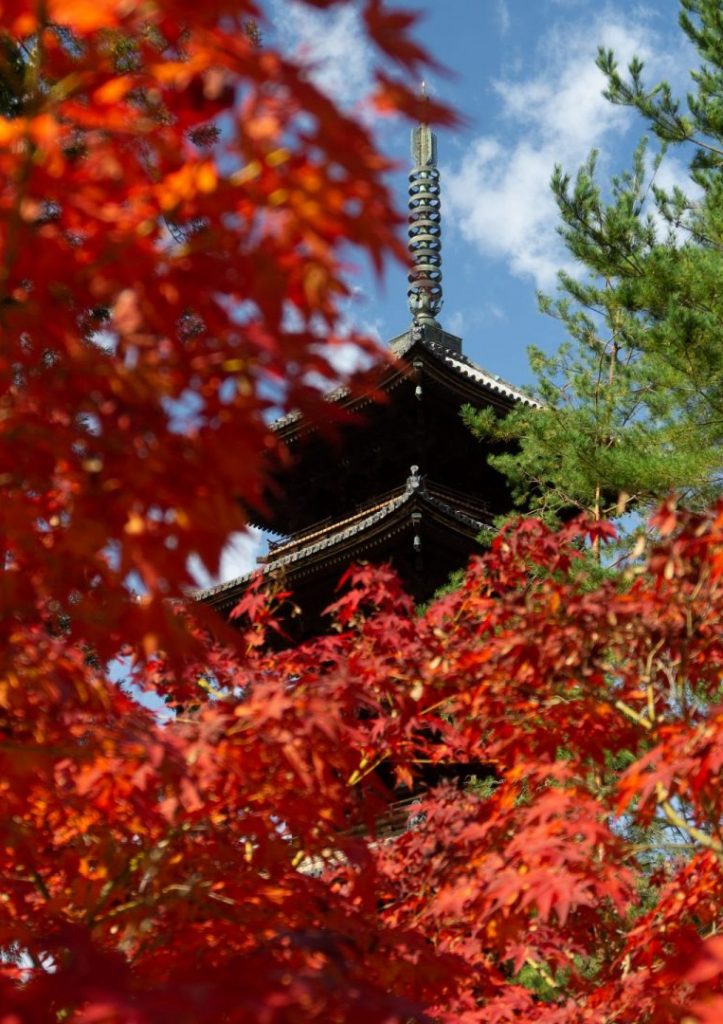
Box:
[407,82,443,325]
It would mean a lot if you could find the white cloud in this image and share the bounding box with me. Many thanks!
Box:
[273,1,374,109]
[496,0,511,36]
[304,310,386,390]
[486,302,506,321]
[323,335,379,376]
[447,303,505,338]
[444,8,691,289]
[189,527,266,588]
[219,529,266,583]
[328,309,386,368]
[447,310,467,336]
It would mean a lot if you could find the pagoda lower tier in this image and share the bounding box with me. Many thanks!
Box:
[197,471,493,639]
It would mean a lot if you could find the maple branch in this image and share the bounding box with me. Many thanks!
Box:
[630,841,699,853]
[655,785,723,856]
[347,752,386,786]
[612,693,722,855]
[524,956,559,991]
[613,699,653,731]
[419,695,455,717]
[94,897,148,924]
[86,861,133,928]
[30,868,51,901]
[640,640,666,724]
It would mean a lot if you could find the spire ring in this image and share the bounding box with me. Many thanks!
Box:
[407,124,442,324]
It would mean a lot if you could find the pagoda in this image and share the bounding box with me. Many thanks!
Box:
[198,116,535,636]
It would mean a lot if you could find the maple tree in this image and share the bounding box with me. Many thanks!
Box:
[1,1,722,1022]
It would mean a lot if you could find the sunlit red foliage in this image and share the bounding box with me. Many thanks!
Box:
[0,0,457,663]
[1,1,721,1022]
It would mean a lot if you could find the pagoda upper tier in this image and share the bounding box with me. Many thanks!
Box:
[252,321,535,539]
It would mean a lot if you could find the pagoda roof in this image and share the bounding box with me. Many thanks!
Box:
[271,322,537,437]
[389,323,537,406]
[195,473,492,611]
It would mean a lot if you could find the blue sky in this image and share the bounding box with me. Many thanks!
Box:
[206,0,695,583]
[272,0,694,379]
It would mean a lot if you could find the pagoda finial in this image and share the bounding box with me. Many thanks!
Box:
[408,83,442,326]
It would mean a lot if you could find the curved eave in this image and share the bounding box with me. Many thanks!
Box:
[269,329,538,446]
[263,487,488,582]
[270,362,407,443]
[392,325,538,408]
[196,485,491,614]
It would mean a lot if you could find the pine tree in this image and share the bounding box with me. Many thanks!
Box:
[467,0,722,533]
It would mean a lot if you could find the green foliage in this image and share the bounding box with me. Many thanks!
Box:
[468,0,723,536]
